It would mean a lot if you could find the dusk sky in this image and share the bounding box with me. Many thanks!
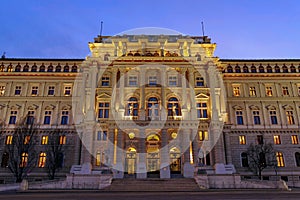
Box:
[0,0,299,59]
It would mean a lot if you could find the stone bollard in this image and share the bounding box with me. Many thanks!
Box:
[20,179,28,191]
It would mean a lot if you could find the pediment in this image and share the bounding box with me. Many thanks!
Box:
[195,93,209,99]
[97,93,111,99]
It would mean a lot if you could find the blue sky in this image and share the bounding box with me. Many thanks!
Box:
[0,0,299,59]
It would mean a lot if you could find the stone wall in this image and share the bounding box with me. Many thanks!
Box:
[195,174,289,190]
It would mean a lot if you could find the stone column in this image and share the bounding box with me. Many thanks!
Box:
[137,128,147,179]
[181,68,188,120]
[139,68,146,120]
[161,67,167,120]
[86,65,97,121]
[118,68,126,119]
[188,68,197,120]
[81,123,94,166]
[160,128,170,178]
[113,129,124,179]
[182,129,194,178]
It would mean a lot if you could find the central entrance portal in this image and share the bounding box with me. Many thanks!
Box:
[125,147,137,177]
[170,147,181,174]
[146,134,160,178]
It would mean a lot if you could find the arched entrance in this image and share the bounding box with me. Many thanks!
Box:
[125,147,137,176]
[146,134,160,177]
[170,147,181,174]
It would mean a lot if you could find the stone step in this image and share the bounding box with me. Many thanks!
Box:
[103,178,201,191]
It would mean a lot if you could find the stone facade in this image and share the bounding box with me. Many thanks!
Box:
[0,32,299,186]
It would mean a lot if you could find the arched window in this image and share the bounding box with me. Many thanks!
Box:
[39,64,45,72]
[250,65,257,73]
[71,65,77,72]
[23,64,29,72]
[126,97,138,117]
[147,97,159,119]
[15,64,21,72]
[63,65,69,72]
[295,152,300,167]
[276,152,285,167]
[282,65,288,73]
[227,65,233,73]
[20,152,28,168]
[1,152,9,168]
[275,65,280,73]
[298,65,300,72]
[241,152,249,167]
[258,65,264,73]
[133,52,141,56]
[38,152,46,168]
[55,65,61,72]
[290,65,296,73]
[31,64,37,72]
[235,65,241,73]
[47,65,53,72]
[0,64,4,72]
[104,53,110,61]
[266,65,272,73]
[168,97,181,117]
[243,65,249,73]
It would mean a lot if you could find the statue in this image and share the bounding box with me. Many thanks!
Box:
[129,104,134,116]
[172,105,177,116]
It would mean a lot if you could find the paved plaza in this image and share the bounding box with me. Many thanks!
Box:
[1,190,300,200]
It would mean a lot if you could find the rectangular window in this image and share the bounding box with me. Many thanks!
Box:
[15,86,22,95]
[0,86,5,96]
[233,86,240,96]
[64,85,72,96]
[148,76,157,86]
[239,135,246,145]
[26,110,35,124]
[196,77,204,87]
[41,136,48,145]
[61,110,69,125]
[199,131,208,141]
[48,86,55,96]
[276,152,285,167]
[270,110,278,125]
[291,135,299,144]
[168,76,177,86]
[273,135,281,145]
[20,152,28,168]
[129,76,137,86]
[197,102,208,119]
[59,135,66,145]
[44,111,52,124]
[101,77,110,86]
[298,86,300,96]
[249,87,256,96]
[257,135,264,144]
[5,135,13,145]
[282,86,289,96]
[97,131,107,141]
[9,111,17,124]
[281,86,289,96]
[286,111,295,125]
[266,86,273,96]
[253,111,261,125]
[98,102,109,118]
[38,153,46,168]
[236,110,244,125]
[31,86,38,96]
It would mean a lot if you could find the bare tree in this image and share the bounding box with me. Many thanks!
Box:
[247,142,277,180]
[46,128,65,180]
[6,118,38,182]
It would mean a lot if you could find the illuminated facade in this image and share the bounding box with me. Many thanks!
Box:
[0,33,300,185]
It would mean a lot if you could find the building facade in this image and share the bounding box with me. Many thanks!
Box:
[0,32,300,184]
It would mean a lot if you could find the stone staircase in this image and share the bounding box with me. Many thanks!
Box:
[103,178,201,191]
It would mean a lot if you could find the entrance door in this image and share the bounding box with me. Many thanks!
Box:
[146,134,160,176]
[125,147,137,175]
[170,147,181,173]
